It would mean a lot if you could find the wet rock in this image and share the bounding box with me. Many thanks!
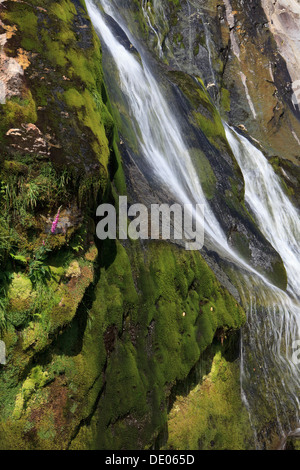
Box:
[72,0,94,50]
[132,0,300,168]
[104,325,119,355]
[262,0,300,109]
[104,12,139,56]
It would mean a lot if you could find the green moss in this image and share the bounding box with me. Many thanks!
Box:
[168,72,228,150]
[0,91,37,138]
[268,260,288,292]
[68,239,246,450]
[63,88,85,108]
[5,8,38,38]
[13,366,50,420]
[50,1,77,23]
[66,50,97,86]
[166,351,253,450]
[189,148,216,199]
[44,38,68,67]
[168,0,181,27]
[173,32,184,47]
[3,161,28,175]
[6,274,35,327]
[193,43,199,56]
[220,87,231,113]
[230,231,251,262]
[76,89,111,168]
[286,437,300,451]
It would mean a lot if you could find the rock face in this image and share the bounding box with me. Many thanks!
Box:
[262,0,300,109]
[132,0,300,169]
[0,0,113,449]
[0,18,24,104]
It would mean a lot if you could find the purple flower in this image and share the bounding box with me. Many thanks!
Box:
[51,207,61,234]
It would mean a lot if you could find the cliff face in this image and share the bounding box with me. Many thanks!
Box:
[0,0,297,451]
[0,0,250,450]
[262,0,300,110]
[130,0,300,206]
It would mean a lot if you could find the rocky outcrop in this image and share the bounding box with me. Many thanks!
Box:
[262,0,300,109]
[0,0,113,449]
[0,17,24,104]
[131,0,300,169]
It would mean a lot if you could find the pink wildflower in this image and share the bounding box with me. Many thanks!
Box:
[51,207,61,234]
[42,240,45,246]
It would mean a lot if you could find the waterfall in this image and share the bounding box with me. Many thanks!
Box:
[87,0,228,248]
[86,0,274,272]
[226,128,300,302]
[226,127,300,443]
[86,0,300,447]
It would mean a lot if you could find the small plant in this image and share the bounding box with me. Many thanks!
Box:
[25,182,39,210]
[58,169,71,192]
[0,272,12,332]
[28,258,52,286]
[28,206,62,285]
[71,234,84,253]
[0,297,7,332]
[28,240,52,286]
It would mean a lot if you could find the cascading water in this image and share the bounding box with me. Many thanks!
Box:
[87,0,228,248]
[86,0,300,448]
[226,127,300,445]
[226,128,300,301]
[86,0,271,271]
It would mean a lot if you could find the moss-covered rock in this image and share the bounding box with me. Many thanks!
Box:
[285,435,300,451]
[0,231,248,450]
[7,274,35,327]
[166,350,253,450]
[66,239,247,450]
